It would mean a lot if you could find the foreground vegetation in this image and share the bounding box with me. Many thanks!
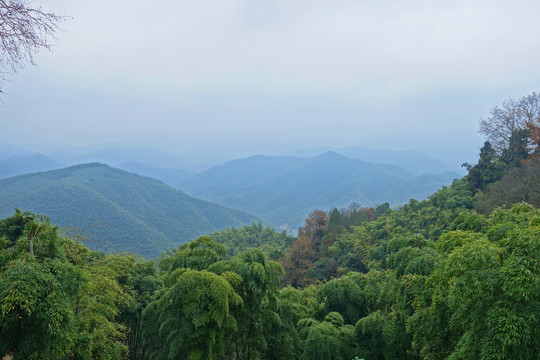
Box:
[2,196,538,359]
[1,93,539,359]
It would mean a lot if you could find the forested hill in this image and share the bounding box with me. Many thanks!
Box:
[0,163,258,258]
[181,151,460,227]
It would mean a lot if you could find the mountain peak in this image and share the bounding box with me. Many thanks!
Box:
[67,162,108,170]
[315,151,347,159]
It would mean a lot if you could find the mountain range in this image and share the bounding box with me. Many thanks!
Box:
[0,163,258,258]
[181,151,460,227]
[0,147,461,249]
[285,146,461,175]
[0,144,460,182]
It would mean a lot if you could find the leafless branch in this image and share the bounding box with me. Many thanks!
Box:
[0,0,62,92]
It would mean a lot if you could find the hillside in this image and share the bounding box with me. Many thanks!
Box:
[181,151,460,227]
[0,163,258,258]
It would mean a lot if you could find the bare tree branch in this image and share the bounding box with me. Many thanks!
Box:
[0,0,62,92]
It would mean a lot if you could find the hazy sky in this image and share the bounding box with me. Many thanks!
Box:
[2,0,540,167]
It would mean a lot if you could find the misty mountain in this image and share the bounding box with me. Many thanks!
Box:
[0,163,258,258]
[116,160,195,188]
[285,146,459,175]
[69,148,188,168]
[181,151,460,227]
[59,147,233,172]
[0,153,64,179]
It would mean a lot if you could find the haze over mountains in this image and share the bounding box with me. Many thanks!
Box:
[0,145,460,256]
[0,144,460,180]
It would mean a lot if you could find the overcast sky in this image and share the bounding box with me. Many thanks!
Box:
[2,0,540,167]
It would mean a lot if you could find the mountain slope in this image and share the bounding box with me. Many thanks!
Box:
[181,152,460,227]
[0,163,258,258]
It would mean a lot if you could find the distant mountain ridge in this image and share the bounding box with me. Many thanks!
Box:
[181,151,460,227]
[285,146,460,175]
[116,160,195,189]
[0,153,63,179]
[0,150,196,189]
[0,163,258,258]
[70,148,186,168]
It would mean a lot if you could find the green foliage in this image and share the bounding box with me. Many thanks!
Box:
[0,208,33,244]
[170,236,227,271]
[299,313,358,360]
[72,257,130,360]
[0,258,78,359]
[162,222,294,262]
[501,128,531,166]
[356,310,412,360]
[464,141,506,192]
[209,249,284,359]
[0,211,84,359]
[409,204,540,360]
[144,237,292,360]
[210,222,293,259]
[0,199,535,360]
[265,286,304,360]
[435,230,484,255]
[316,273,367,325]
[387,246,437,277]
[0,210,164,360]
[275,167,537,360]
[153,269,242,360]
[316,178,475,278]
[448,210,488,232]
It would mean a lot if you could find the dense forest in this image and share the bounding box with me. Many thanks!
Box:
[1,93,539,359]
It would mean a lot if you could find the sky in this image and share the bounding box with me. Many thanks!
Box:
[2,0,540,168]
